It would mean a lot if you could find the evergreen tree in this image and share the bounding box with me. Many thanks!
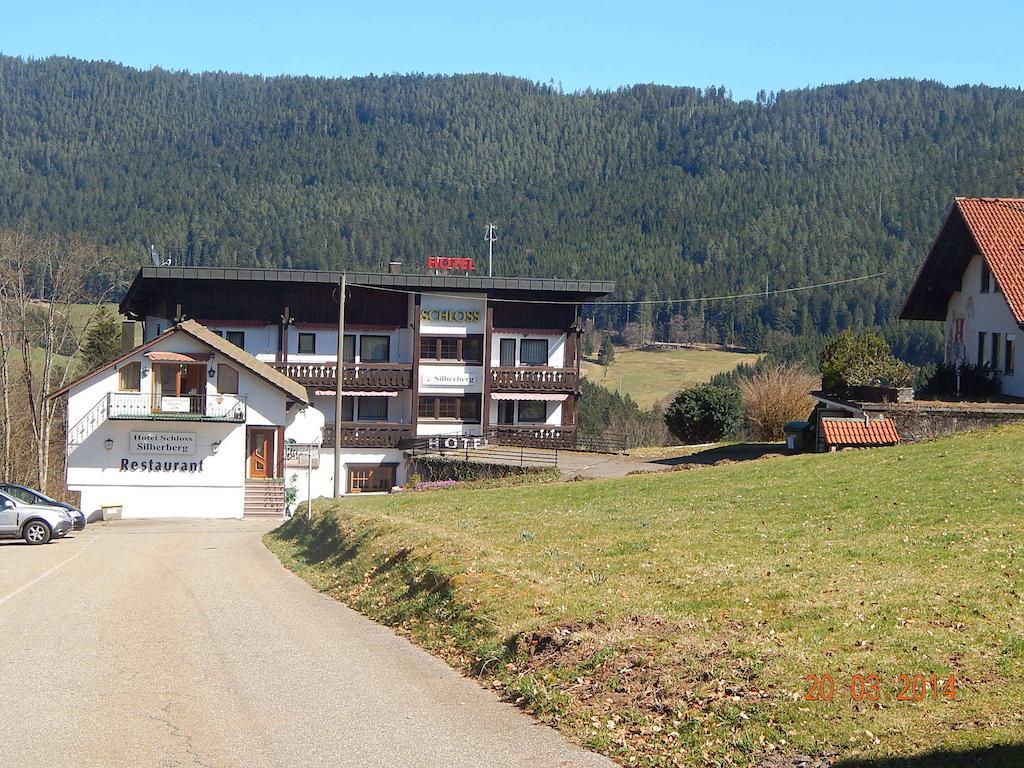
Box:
[664,384,742,444]
[599,337,616,367]
[580,331,594,358]
[79,306,122,373]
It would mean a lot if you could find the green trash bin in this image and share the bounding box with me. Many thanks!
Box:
[783,421,811,453]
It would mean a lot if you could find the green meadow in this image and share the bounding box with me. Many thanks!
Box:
[267,426,1024,766]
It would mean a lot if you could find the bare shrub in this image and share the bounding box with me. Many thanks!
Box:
[605,408,670,449]
[738,364,818,441]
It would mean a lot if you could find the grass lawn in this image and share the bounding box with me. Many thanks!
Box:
[267,426,1024,767]
[581,346,762,408]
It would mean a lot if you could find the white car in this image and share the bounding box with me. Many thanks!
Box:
[0,491,73,544]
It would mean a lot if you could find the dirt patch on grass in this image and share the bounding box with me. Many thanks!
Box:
[499,615,802,766]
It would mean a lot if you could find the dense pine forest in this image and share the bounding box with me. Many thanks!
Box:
[1,55,1022,361]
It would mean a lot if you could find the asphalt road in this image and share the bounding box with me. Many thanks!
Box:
[0,520,613,768]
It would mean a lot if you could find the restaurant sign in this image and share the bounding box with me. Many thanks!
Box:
[130,431,197,456]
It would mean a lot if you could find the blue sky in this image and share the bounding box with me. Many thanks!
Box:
[1,1,1021,100]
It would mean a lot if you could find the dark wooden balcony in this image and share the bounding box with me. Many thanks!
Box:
[486,424,577,449]
[322,422,415,449]
[272,362,413,390]
[489,367,578,392]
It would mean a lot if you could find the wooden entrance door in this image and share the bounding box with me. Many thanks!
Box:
[247,428,276,478]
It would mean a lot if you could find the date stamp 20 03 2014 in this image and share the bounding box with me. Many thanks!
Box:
[804,673,958,704]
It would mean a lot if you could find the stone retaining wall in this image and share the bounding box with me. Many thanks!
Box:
[876,407,1024,442]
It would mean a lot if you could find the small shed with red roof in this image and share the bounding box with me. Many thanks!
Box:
[820,416,900,451]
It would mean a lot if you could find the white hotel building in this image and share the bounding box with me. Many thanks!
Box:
[51,265,612,519]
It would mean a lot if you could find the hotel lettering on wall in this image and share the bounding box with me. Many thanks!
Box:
[428,436,489,450]
[426,256,474,271]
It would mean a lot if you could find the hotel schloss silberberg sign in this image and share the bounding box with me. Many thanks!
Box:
[130,431,196,455]
[123,431,203,473]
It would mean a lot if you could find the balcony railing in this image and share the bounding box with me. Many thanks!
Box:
[272,362,413,390]
[490,367,578,392]
[107,392,247,422]
[486,424,577,449]
[322,422,415,449]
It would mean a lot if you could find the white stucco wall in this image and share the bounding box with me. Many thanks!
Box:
[283,448,407,506]
[944,254,1023,396]
[71,421,245,520]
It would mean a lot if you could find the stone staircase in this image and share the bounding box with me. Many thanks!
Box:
[244,479,286,517]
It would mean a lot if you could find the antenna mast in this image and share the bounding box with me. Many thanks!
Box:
[484,223,497,277]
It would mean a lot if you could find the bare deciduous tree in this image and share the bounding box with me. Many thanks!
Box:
[0,230,125,491]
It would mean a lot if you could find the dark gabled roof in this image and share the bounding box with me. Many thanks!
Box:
[49,319,309,404]
[901,198,1024,323]
[120,265,615,318]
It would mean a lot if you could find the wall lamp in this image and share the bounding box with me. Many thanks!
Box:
[211,441,221,455]
[104,438,114,450]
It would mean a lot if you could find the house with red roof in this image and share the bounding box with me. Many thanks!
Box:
[901,197,1024,397]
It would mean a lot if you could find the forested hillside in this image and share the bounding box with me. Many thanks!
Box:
[1,55,1022,359]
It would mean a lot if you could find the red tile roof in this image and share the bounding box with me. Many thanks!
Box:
[955,197,1024,323]
[821,417,900,448]
[900,197,1024,322]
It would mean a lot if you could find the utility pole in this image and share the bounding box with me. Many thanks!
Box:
[333,273,346,497]
[484,223,497,277]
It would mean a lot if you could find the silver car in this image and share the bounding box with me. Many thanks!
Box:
[0,483,86,531]
[0,491,72,544]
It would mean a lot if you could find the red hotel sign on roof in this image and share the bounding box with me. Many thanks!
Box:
[427,256,475,271]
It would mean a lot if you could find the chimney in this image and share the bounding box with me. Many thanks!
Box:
[388,261,402,274]
[121,320,137,354]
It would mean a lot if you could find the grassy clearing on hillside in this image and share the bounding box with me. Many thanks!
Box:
[581,347,763,408]
[266,427,1024,767]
